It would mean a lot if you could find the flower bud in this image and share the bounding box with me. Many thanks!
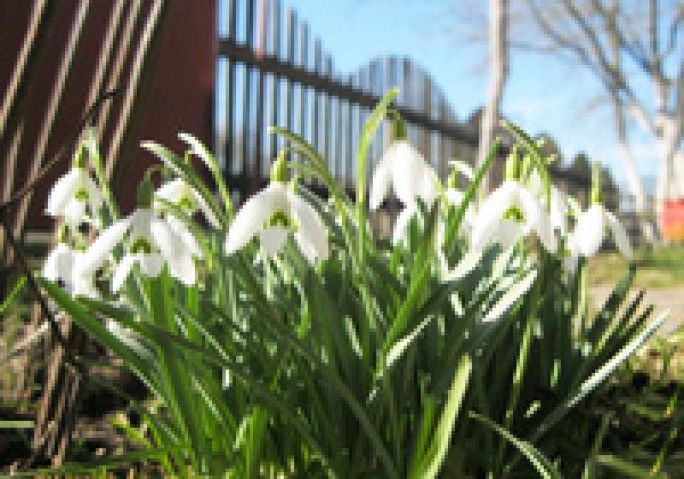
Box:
[504,145,521,181]
[270,151,290,184]
[391,116,408,142]
[590,161,603,205]
[136,175,154,208]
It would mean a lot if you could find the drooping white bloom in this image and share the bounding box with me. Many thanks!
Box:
[471,180,556,253]
[43,243,78,286]
[45,166,102,225]
[225,182,328,263]
[369,141,437,209]
[80,208,202,292]
[155,178,220,228]
[548,186,569,236]
[568,204,632,258]
[43,243,100,298]
[72,268,100,299]
[528,171,568,237]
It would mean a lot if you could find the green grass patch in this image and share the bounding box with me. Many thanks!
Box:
[590,246,684,287]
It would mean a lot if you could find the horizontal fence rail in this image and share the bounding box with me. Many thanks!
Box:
[214,0,620,216]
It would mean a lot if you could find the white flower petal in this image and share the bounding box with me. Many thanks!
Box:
[392,142,431,205]
[392,204,418,245]
[258,226,289,255]
[150,218,182,259]
[150,219,193,283]
[470,182,518,251]
[45,169,81,217]
[445,189,465,207]
[166,215,202,259]
[369,155,393,210]
[604,210,633,259]
[288,191,328,261]
[138,253,165,278]
[112,254,137,292]
[517,185,556,253]
[73,275,99,299]
[72,256,99,298]
[129,209,154,242]
[549,186,568,236]
[225,183,286,254]
[80,216,132,273]
[155,178,187,202]
[571,204,605,257]
[259,226,290,256]
[418,166,438,205]
[494,218,525,250]
[63,199,87,226]
[42,243,75,283]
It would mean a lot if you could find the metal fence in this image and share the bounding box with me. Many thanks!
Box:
[214,0,480,205]
[213,0,622,227]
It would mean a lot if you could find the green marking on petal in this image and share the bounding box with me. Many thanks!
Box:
[503,206,524,222]
[74,188,89,201]
[178,195,195,211]
[264,210,298,232]
[130,238,153,254]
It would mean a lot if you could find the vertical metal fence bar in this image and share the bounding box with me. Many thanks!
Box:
[240,0,255,190]
[0,0,53,175]
[299,22,308,144]
[269,0,281,170]
[225,0,237,190]
[336,62,344,182]
[254,0,268,190]
[96,0,144,140]
[345,90,353,188]
[285,9,295,160]
[323,55,332,178]
[312,39,321,152]
[104,0,169,190]
[424,77,432,167]
[84,0,126,126]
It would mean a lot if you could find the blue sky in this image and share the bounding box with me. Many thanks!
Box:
[281,0,659,190]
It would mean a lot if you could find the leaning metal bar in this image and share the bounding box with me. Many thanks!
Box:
[12,0,91,246]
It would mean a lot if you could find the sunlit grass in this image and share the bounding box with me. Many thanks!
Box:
[590,245,684,287]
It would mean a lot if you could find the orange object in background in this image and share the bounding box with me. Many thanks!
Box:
[662,199,684,240]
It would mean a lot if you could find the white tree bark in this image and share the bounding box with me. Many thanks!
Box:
[477,0,509,195]
[522,0,683,240]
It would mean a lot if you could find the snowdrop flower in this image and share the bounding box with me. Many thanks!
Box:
[568,162,632,259]
[72,268,101,299]
[470,151,555,253]
[43,242,78,286]
[155,178,220,228]
[80,176,202,292]
[568,204,632,258]
[45,148,102,226]
[529,170,568,236]
[225,155,328,263]
[369,116,437,210]
[548,186,569,236]
[43,232,100,298]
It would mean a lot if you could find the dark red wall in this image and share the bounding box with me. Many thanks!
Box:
[1,0,216,229]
